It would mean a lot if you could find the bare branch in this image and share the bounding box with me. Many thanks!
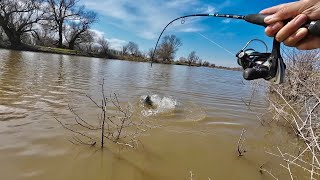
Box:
[68,104,98,130]
[54,117,96,143]
[237,128,247,156]
[259,164,279,180]
[86,95,101,108]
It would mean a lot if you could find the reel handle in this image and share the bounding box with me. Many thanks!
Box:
[243,67,269,80]
[244,14,320,36]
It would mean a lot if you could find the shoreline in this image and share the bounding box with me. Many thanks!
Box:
[0,44,241,71]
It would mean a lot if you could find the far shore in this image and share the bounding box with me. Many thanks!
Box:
[0,44,241,71]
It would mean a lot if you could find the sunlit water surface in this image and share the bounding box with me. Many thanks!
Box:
[0,50,304,180]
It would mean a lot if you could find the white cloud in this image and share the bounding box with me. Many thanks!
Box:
[82,0,227,40]
[222,19,231,24]
[90,29,105,39]
[205,6,216,14]
[90,29,127,50]
[106,38,127,50]
[178,27,203,33]
[165,0,198,8]
[197,5,216,14]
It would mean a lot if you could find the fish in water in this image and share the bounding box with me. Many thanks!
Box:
[143,95,153,107]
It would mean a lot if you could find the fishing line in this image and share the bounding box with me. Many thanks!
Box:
[151,13,248,66]
[196,32,234,56]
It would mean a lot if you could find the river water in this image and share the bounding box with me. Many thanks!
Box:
[0,49,304,180]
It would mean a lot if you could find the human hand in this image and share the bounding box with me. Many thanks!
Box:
[260,0,320,50]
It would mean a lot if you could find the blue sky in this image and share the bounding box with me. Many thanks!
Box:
[81,0,293,67]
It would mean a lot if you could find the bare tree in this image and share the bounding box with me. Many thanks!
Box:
[97,36,109,56]
[0,26,8,43]
[147,48,154,59]
[125,41,140,56]
[75,30,94,51]
[187,51,199,66]
[156,35,182,63]
[64,10,97,50]
[122,45,128,56]
[202,61,210,67]
[31,23,56,46]
[0,0,45,48]
[21,32,34,44]
[46,0,87,48]
[74,30,98,52]
[178,56,187,64]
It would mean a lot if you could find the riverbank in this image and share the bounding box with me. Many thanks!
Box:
[0,44,241,71]
[0,44,117,59]
[266,49,320,179]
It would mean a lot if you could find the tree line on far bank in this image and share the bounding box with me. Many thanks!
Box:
[0,0,237,70]
[0,0,97,49]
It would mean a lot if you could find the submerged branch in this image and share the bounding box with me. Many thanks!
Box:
[237,128,247,157]
[54,117,96,144]
[56,80,155,149]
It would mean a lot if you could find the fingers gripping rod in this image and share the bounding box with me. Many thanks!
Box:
[152,13,320,84]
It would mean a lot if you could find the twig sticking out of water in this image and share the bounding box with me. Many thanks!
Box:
[241,81,261,110]
[188,170,213,180]
[189,171,194,180]
[237,128,247,157]
[54,117,97,146]
[55,79,155,149]
[259,163,279,180]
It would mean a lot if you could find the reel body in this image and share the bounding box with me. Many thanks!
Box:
[236,38,286,84]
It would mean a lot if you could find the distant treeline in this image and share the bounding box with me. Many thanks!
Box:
[0,0,239,70]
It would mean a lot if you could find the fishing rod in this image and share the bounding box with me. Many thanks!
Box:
[151,13,320,84]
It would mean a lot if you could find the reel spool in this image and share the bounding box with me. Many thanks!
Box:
[236,38,286,84]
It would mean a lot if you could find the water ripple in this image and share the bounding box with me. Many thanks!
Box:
[0,105,28,121]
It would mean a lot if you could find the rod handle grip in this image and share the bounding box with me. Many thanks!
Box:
[244,14,268,27]
[244,14,320,37]
[307,20,320,36]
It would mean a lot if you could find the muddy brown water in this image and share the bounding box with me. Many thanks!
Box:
[0,49,306,180]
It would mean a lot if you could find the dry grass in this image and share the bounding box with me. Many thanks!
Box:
[265,48,320,179]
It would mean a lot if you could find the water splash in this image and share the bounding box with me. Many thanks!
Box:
[140,94,177,116]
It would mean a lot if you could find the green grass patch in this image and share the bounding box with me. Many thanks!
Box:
[36,46,78,55]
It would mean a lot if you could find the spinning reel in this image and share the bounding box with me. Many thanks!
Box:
[236,38,286,84]
[153,13,320,84]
